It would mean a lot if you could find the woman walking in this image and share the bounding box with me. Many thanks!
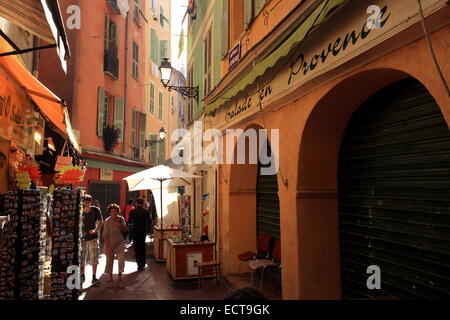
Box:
[103,204,128,288]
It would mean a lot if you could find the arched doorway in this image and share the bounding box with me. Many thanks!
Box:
[338,78,450,299]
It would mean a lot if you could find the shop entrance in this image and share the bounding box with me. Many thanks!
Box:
[338,78,450,299]
[89,182,121,219]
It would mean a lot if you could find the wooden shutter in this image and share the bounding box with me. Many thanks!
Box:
[158,138,166,164]
[113,97,125,142]
[110,22,117,42]
[221,0,229,58]
[150,83,155,113]
[339,78,450,299]
[151,28,157,62]
[149,134,157,165]
[104,15,109,50]
[160,40,168,59]
[131,110,136,147]
[158,91,163,120]
[97,87,105,137]
[254,0,266,17]
[139,112,147,149]
[244,0,253,29]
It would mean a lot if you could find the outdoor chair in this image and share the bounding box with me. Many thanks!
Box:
[237,233,272,277]
[249,239,281,291]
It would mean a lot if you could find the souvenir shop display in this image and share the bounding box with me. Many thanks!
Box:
[178,195,192,242]
[50,188,83,300]
[0,188,48,300]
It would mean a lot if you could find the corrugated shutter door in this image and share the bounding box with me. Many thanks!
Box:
[338,78,450,299]
[89,182,121,219]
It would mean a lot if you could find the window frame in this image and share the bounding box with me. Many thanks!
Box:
[150,82,155,114]
[132,41,139,79]
[133,0,140,24]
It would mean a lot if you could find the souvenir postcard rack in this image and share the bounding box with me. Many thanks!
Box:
[0,188,48,300]
[50,188,84,300]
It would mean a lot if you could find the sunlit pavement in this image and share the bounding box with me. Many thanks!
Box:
[79,237,230,300]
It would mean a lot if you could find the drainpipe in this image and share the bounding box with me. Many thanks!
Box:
[122,12,129,154]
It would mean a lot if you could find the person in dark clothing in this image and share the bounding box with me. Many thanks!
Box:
[128,198,152,271]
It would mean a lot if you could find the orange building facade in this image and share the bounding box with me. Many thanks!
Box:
[206,0,450,299]
[39,0,150,211]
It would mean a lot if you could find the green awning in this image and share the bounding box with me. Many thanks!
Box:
[205,0,345,114]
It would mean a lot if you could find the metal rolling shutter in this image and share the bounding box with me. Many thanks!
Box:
[257,163,280,240]
[338,78,450,299]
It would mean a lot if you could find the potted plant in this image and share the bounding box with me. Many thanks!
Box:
[102,126,121,153]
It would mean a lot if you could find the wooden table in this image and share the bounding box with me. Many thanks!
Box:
[166,238,215,280]
[154,227,183,262]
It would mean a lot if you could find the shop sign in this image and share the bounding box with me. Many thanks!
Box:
[216,0,441,129]
[100,168,113,181]
[228,43,241,71]
[0,70,40,150]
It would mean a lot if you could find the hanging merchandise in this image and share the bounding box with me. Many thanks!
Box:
[178,195,191,242]
[54,141,73,173]
[55,166,85,185]
[0,189,48,300]
[50,188,83,300]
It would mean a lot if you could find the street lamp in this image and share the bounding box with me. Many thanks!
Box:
[159,58,199,101]
[145,127,166,148]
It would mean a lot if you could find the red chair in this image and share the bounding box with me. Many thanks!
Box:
[249,239,281,291]
[237,233,272,277]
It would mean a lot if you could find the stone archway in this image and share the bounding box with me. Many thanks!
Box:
[295,68,427,299]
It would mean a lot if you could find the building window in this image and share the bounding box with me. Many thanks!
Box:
[150,28,159,63]
[160,5,165,28]
[131,110,146,151]
[104,15,119,78]
[203,26,212,97]
[150,82,155,114]
[103,94,110,130]
[134,0,140,24]
[158,91,163,120]
[132,42,139,79]
[160,39,168,60]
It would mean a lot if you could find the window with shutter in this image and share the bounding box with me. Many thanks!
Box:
[160,40,168,60]
[244,0,253,29]
[254,0,266,17]
[97,87,105,137]
[103,94,109,130]
[139,112,146,149]
[132,42,139,79]
[114,97,125,142]
[158,138,166,164]
[150,28,159,63]
[131,110,137,147]
[203,27,212,96]
[221,0,229,58]
[160,5,166,28]
[150,82,155,113]
[104,15,109,51]
[158,91,163,120]
[134,0,140,24]
[149,134,157,165]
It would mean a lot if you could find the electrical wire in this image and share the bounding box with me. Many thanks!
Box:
[417,0,450,97]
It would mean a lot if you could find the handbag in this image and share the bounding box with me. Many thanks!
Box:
[54,141,72,172]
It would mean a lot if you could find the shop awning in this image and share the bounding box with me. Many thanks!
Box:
[205,0,345,114]
[0,0,70,71]
[0,41,81,153]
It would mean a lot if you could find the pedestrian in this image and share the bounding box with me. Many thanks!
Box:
[123,199,135,243]
[128,198,152,271]
[142,195,150,210]
[80,195,104,286]
[103,204,128,289]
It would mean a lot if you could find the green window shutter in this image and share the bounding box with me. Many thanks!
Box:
[151,28,157,63]
[158,138,166,164]
[244,0,254,29]
[150,83,155,113]
[131,110,136,147]
[254,0,266,17]
[149,134,157,165]
[97,87,105,137]
[155,34,159,64]
[160,5,165,28]
[158,91,163,120]
[110,22,117,41]
[139,112,147,149]
[160,40,168,59]
[113,97,125,142]
[221,0,229,58]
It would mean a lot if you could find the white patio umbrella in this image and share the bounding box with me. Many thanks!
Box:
[123,165,201,230]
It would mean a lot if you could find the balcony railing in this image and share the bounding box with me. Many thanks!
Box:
[104,45,119,79]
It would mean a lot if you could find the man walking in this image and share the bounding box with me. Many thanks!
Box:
[128,198,152,271]
[81,195,104,286]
